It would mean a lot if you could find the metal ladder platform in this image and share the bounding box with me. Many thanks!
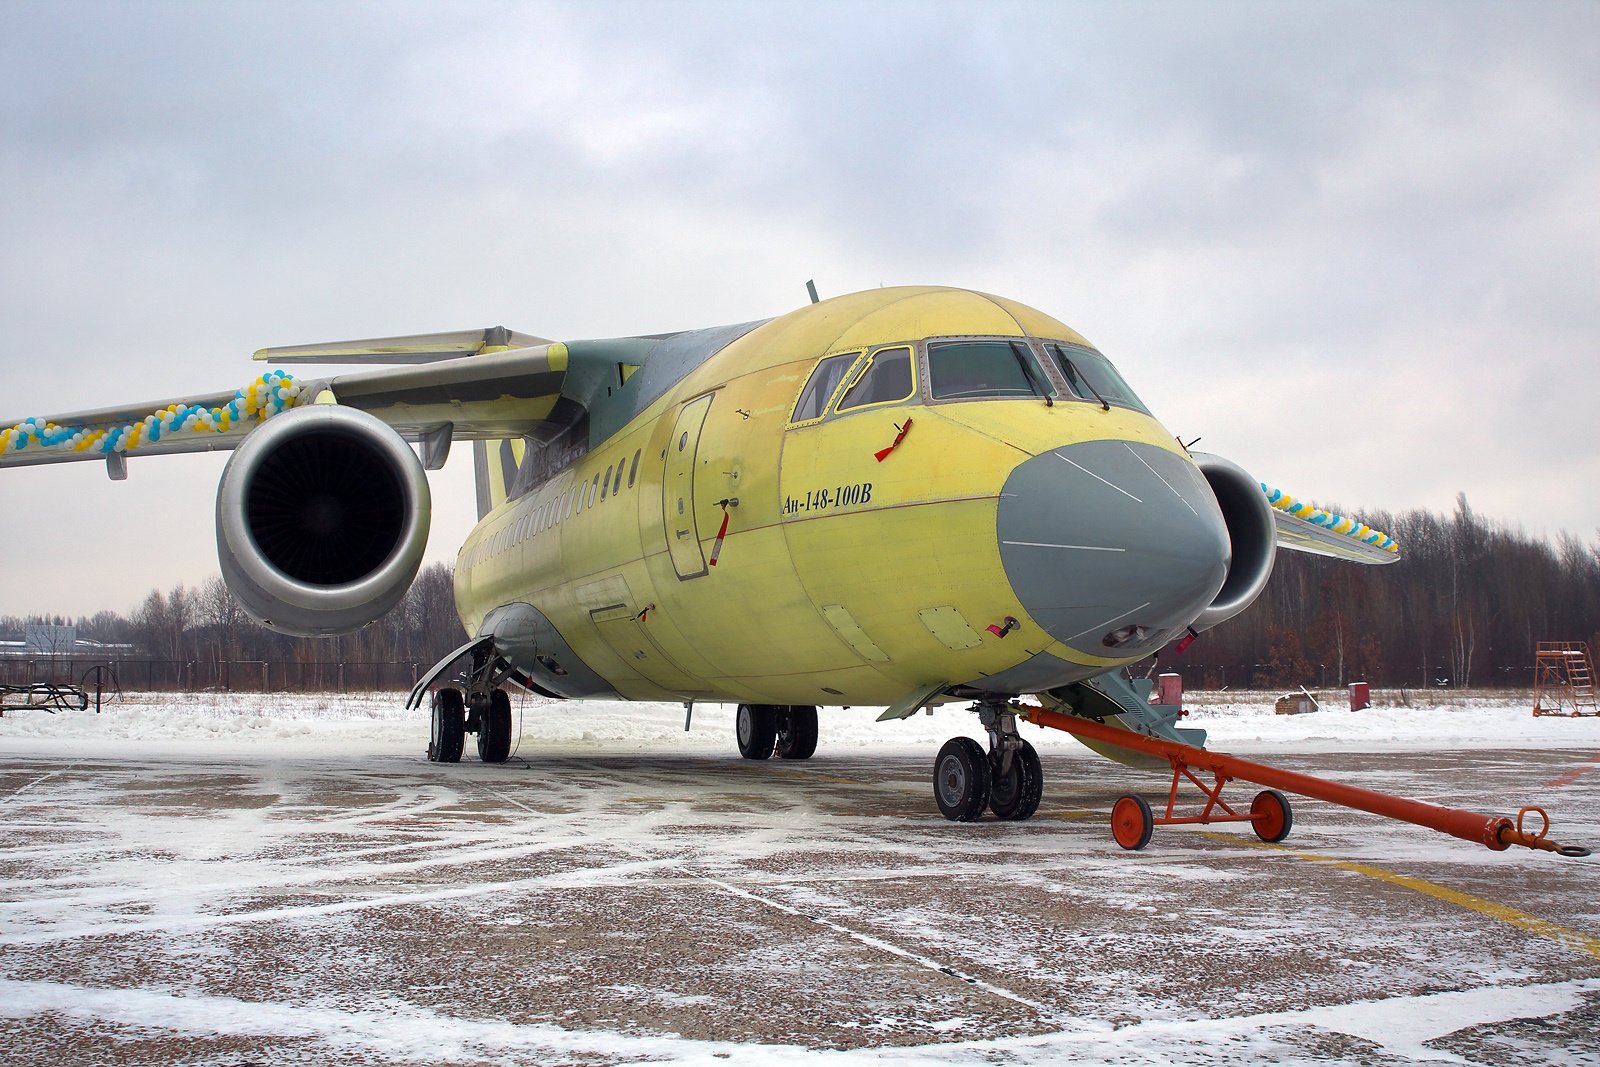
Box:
[1532,641,1599,717]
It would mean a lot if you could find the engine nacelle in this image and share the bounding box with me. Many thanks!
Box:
[1189,452,1277,633]
[216,405,431,637]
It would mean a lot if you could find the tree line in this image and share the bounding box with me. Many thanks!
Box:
[6,494,1600,692]
[2,562,466,687]
[1192,494,1600,690]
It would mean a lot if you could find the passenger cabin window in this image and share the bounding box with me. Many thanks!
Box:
[837,346,914,411]
[791,351,861,423]
[927,340,1050,400]
[1047,342,1151,414]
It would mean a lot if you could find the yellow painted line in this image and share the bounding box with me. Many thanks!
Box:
[1209,833,1600,961]
[1036,809,1101,822]
[766,768,881,788]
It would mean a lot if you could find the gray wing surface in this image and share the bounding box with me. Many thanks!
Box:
[0,328,564,472]
[1271,507,1401,564]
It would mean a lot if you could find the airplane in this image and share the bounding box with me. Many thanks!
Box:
[0,285,1398,823]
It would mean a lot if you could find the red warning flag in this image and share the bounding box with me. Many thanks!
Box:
[708,502,732,567]
[875,418,913,462]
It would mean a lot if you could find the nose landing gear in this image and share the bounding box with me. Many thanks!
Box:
[934,702,1043,822]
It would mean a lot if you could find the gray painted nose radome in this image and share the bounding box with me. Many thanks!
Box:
[997,441,1230,660]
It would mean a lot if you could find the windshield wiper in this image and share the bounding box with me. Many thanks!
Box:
[1008,342,1052,407]
[1053,344,1110,410]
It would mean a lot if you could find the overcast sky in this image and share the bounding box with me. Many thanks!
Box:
[2,0,1597,619]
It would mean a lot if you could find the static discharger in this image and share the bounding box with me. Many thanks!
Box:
[1020,702,1591,857]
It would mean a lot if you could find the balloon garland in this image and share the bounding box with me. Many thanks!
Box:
[1261,483,1398,552]
[0,370,302,458]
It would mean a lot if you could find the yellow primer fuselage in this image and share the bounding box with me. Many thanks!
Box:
[453,287,1192,706]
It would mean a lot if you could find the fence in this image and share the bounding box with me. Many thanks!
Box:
[0,657,431,693]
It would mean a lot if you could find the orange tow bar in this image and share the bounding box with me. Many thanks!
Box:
[1021,703,1591,856]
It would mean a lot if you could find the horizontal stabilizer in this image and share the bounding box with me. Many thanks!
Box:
[255,326,550,365]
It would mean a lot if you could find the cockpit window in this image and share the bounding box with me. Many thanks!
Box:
[837,346,914,411]
[791,351,861,423]
[1046,342,1150,414]
[927,340,1050,400]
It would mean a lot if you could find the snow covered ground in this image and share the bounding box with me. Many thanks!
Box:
[2,692,1598,1065]
[4,687,1600,758]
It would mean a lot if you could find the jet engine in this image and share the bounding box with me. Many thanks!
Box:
[1188,452,1277,632]
[215,404,431,637]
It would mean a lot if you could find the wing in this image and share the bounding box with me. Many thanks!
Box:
[0,327,566,476]
[1261,483,1400,564]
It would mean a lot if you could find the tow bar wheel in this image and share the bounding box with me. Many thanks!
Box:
[1251,788,1294,843]
[1111,794,1154,850]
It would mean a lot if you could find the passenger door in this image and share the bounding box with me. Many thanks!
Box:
[663,393,715,579]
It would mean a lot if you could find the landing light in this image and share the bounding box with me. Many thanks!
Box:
[1103,624,1155,649]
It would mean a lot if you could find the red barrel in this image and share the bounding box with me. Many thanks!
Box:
[1349,681,1371,711]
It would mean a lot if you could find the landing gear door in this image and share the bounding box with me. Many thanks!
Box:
[663,392,714,580]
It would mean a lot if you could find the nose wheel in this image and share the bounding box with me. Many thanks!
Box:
[933,703,1044,822]
[934,737,990,821]
[988,738,1042,820]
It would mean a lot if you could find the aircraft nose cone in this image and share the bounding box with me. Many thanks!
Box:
[997,441,1230,660]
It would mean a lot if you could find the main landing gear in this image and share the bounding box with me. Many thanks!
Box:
[934,702,1043,822]
[424,638,519,765]
[736,704,819,760]
[427,686,513,764]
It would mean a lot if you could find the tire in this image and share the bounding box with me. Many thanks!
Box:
[989,739,1043,821]
[429,688,465,763]
[1111,794,1154,850]
[775,706,819,760]
[477,689,513,764]
[736,703,777,760]
[933,737,990,822]
[1251,789,1294,843]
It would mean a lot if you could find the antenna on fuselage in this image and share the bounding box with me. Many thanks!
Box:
[805,279,820,304]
